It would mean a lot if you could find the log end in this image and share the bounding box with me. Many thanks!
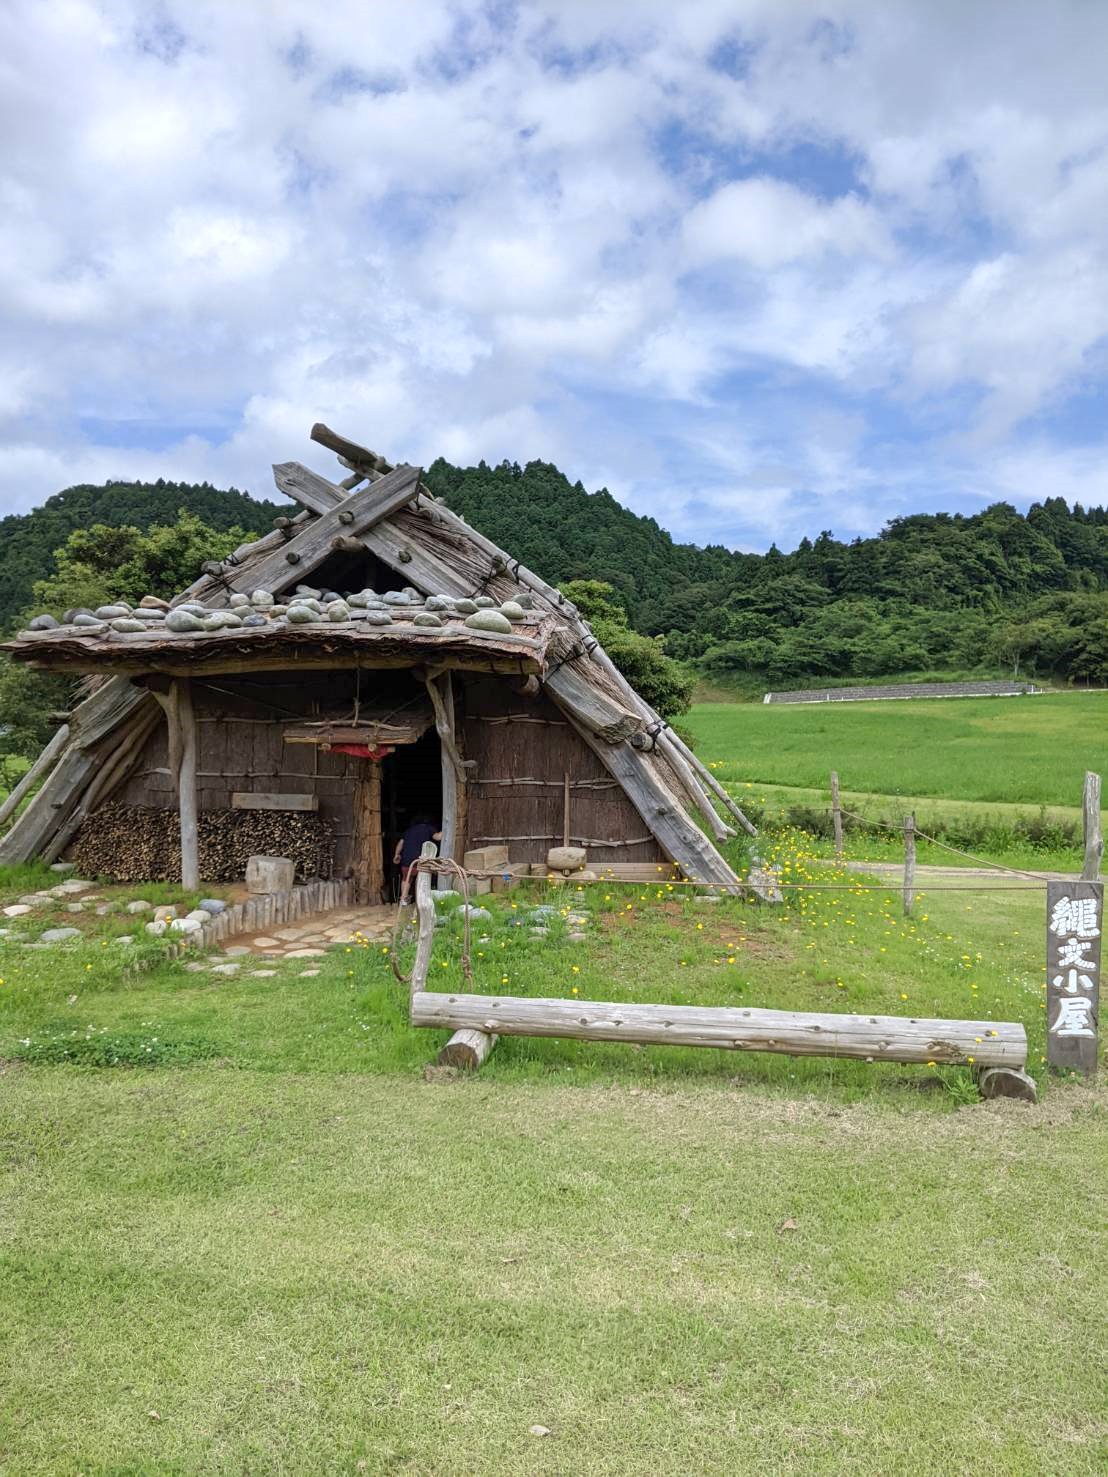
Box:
[977,1065,1038,1104]
[437,1028,497,1071]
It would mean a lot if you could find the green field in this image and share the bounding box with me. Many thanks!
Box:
[687,692,1106,807]
[1,848,1106,1472]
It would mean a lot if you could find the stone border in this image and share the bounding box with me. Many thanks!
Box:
[150,878,356,967]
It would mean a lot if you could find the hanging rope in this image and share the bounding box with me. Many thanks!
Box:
[390,857,476,987]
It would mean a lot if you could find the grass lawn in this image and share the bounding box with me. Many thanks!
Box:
[1,846,1106,1472]
[686,692,1107,808]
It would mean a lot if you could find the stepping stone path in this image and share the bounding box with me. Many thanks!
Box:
[220,904,395,960]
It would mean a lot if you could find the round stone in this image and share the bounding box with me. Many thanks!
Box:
[474,596,496,609]
[110,618,147,633]
[500,600,526,622]
[286,604,318,624]
[413,612,443,627]
[228,593,250,609]
[95,605,130,620]
[166,609,205,633]
[250,589,274,608]
[28,613,60,631]
[365,610,393,626]
[465,609,514,634]
[453,598,478,615]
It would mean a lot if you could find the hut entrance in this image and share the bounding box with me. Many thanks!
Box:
[282,688,438,906]
[381,729,442,901]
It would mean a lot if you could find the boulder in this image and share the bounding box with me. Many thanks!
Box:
[546,845,587,873]
[453,598,479,614]
[145,920,168,936]
[126,899,153,913]
[170,916,202,933]
[365,610,393,626]
[424,595,450,611]
[245,855,295,893]
[474,595,496,609]
[382,590,410,605]
[28,613,60,631]
[185,909,213,924]
[40,927,82,943]
[72,614,106,629]
[153,905,178,922]
[228,592,250,608]
[250,589,275,608]
[464,609,513,635]
[326,601,351,622]
[413,612,443,627]
[198,898,226,915]
[139,595,170,610]
[500,600,526,622]
[286,604,318,624]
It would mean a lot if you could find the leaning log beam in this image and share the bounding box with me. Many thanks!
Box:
[411,991,1028,1068]
[564,715,741,890]
[0,723,70,829]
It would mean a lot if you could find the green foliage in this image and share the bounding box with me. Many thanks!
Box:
[0,478,281,632]
[10,1028,218,1068]
[31,509,259,615]
[424,458,1108,686]
[0,657,72,759]
[560,579,694,719]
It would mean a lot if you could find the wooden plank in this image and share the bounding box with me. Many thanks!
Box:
[1082,770,1102,881]
[1046,879,1101,1077]
[411,992,1028,1067]
[231,792,320,811]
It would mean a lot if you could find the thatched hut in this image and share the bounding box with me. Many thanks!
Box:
[1,426,751,897]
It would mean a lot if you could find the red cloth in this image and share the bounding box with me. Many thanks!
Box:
[326,743,394,760]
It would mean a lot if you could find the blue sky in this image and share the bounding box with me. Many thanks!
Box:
[0,0,1106,550]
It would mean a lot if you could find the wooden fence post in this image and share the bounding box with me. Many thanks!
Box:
[902,813,916,917]
[830,771,843,863]
[1082,770,1102,881]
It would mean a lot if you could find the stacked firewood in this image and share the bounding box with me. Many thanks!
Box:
[71,803,334,882]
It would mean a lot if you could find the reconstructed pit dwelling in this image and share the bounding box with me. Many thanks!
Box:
[1,425,751,895]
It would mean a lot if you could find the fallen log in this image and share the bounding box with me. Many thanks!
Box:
[410,991,1027,1068]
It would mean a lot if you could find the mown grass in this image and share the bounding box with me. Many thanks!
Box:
[2,1067,1105,1475]
[0,790,1105,1468]
[686,692,1107,807]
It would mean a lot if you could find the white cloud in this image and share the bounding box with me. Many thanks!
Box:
[0,0,1105,554]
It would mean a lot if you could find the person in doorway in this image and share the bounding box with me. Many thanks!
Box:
[394,815,442,903]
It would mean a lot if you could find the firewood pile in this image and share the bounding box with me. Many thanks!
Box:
[71,803,334,882]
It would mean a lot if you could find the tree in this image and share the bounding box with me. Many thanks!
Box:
[31,510,255,615]
[559,580,694,720]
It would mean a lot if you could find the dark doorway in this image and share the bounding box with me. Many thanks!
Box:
[382,730,442,900]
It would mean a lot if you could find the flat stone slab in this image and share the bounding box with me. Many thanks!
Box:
[286,947,327,958]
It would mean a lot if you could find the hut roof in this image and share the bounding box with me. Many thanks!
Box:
[0,424,753,886]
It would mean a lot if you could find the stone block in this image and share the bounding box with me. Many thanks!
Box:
[463,845,510,871]
[246,855,295,894]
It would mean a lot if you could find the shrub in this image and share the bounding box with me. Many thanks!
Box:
[10,1029,219,1068]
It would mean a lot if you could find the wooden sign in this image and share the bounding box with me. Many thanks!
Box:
[1046,880,1101,1076]
[231,792,319,812]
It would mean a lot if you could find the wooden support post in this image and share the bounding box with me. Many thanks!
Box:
[410,840,438,1003]
[176,678,199,889]
[352,762,383,904]
[411,991,1028,1067]
[562,770,571,849]
[902,813,916,917]
[1082,770,1102,881]
[426,671,463,890]
[831,771,843,863]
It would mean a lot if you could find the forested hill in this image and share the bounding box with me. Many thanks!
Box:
[5,460,1108,684]
[0,480,283,630]
[425,458,1108,684]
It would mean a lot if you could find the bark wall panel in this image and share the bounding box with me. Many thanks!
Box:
[460,678,663,863]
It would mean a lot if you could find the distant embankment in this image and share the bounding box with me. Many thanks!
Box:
[763,680,1045,706]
